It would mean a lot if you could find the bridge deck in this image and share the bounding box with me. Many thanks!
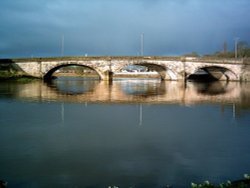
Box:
[0,56,246,64]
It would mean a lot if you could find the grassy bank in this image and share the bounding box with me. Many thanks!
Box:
[0,71,39,82]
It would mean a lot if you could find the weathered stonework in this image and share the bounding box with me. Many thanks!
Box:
[240,64,250,81]
[1,57,247,81]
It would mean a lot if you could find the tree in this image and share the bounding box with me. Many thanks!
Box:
[238,40,249,57]
[183,51,200,57]
[223,40,228,54]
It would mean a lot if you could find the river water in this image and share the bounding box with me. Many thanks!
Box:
[0,77,250,188]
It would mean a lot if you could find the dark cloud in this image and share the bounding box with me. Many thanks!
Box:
[0,0,250,58]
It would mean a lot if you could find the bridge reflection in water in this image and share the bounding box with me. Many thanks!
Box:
[5,78,246,106]
[1,78,250,188]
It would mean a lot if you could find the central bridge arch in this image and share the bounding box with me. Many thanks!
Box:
[116,61,180,80]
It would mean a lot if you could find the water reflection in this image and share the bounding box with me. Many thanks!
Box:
[0,79,248,106]
[1,78,250,187]
[191,81,232,95]
[47,77,99,95]
[120,80,166,97]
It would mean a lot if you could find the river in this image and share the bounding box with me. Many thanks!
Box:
[0,77,250,188]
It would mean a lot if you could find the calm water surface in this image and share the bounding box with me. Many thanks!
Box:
[0,77,250,188]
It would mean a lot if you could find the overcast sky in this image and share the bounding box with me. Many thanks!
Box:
[0,0,250,58]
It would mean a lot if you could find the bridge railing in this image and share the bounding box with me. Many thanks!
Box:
[0,56,246,64]
[1,56,184,63]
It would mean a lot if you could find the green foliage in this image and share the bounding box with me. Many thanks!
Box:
[218,51,234,58]
[106,175,250,188]
[238,41,248,57]
[244,174,250,180]
[59,66,94,75]
[204,40,250,58]
[0,70,37,81]
[183,51,200,57]
[15,77,38,82]
[191,174,250,188]
[0,70,15,78]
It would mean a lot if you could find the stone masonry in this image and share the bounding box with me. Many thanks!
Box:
[1,56,247,81]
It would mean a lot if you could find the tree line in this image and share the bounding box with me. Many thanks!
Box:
[184,40,250,58]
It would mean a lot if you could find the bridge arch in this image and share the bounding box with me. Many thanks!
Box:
[186,65,238,81]
[43,63,104,80]
[117,62,179,80]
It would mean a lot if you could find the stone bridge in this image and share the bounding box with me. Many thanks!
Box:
[1,56,249,81]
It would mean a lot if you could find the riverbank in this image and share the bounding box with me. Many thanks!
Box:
[0,71,38,82]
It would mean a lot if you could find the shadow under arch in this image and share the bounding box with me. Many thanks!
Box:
[187,66,238,82]
[190,81,233,95]
[43,64,101,80]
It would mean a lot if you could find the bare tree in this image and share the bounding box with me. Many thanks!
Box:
[223,41,228,54]
[238,41,249,57]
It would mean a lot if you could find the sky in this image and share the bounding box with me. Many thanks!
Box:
[0,0,250,58]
